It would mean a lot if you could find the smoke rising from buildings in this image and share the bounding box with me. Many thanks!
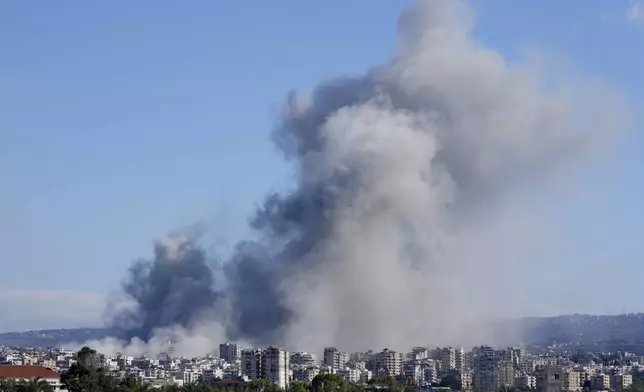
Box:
[91,0,626,356]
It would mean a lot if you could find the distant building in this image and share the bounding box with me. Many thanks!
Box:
[592,374,610,390]
[262,347,289,389]
[563,370,581,392]
[544,366,564,392]
[241,349,262,380]
[439,347,457,373]
[611,374,633,390]
[290,352,316,367]
[323,348,349,373]
[516,374,537,390]
[497,360,515,388]
[292,366,320,383]
[473,346,496,390]
[219,343,241,363]
[372,349,402,378]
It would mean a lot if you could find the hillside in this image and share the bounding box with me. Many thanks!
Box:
[0,328,110,348]
[2,314,644,350]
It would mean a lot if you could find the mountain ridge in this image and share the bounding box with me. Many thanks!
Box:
[2,313,644,350]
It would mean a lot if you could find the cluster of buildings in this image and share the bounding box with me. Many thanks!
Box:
[1,343,643,391]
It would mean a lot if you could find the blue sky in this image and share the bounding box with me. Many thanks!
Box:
[1,0,643,332]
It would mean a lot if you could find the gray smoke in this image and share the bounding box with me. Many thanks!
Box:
[102,0,625,355]
[111,233,221,341]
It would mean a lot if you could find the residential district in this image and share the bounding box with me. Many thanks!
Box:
[1,343,643,392]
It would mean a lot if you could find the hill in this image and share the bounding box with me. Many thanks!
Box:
[0,328,110,348]
[2,314,644,350]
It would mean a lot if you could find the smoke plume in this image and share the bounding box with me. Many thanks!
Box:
[95,0,625,355]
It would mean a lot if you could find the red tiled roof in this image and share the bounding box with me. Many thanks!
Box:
[0,366,59,379]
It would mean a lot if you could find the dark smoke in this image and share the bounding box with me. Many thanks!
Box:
[111,234,220,341]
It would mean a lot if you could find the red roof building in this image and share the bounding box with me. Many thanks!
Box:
[0,366,62,390]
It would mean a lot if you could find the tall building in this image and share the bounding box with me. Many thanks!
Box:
[372,349,402,378]
[292,366,320,383]
[611,374,633,390]
[497,360,515,388]
[455,348,465,372]
[262,346,290,389]
[323,348,349,373]
[544,366,564,392]
[219,343,241,363]
[563,371,581,391]
[473,346,496,391]
[241,349,262,380]
[439,347,457,373]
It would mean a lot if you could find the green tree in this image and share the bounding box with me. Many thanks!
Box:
[440,374,462,390]
[286,381,309,392]
[118,376,153,392]
[16,378,53,392]
[60,347,117,392]
[181,382,210,392]
[247,379,269,392]
[311,374,347,392]
[0,379,17,392]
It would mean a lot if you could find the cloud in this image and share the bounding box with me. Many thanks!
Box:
[627,1,644,24]
[0,290,107,332]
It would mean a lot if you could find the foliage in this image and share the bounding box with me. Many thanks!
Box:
[439,374,461,391]
[60,346,118,392]
[0,378,53,392]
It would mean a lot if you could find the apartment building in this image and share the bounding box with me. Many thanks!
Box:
[372,348,402,378]
[516,374,537,390]
[262,346,289,389]
[592,374,611,390]
[323,348,349,373]
[439,347,456,372]
[473,346,497,391]
[497,360,515,389]
[563,370,581,392]
[611,374,633,390]
[241,349,262,380]
[219,343,241,363]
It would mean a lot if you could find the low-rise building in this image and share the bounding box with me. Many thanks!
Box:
[0,365,63,391]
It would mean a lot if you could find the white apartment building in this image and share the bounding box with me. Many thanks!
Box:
[611,374,633,390]
[172,370,202,384]
[337,368,361,383]
[291,352,316,367]
[439,347,457,372]
[422,360,439,384]
[461,371,473,390]
[497,360,515,389]
[372,349,402,378]
[323,348,349,373]
[408,347,429,361]
[262,346,290,389]
[563,370,581,391]
[292,366,320,383]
